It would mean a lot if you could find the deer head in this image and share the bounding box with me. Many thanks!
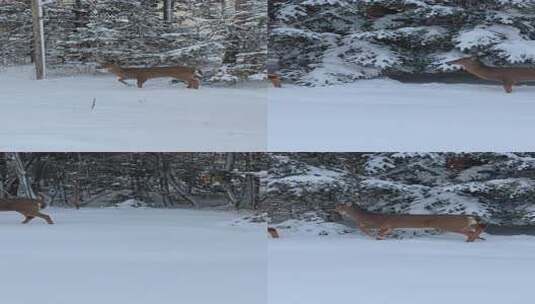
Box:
[335,203,353,216]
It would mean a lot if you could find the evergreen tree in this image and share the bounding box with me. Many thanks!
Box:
[1,1,266,84]
[0,1,32,66]
[270,0,535,86]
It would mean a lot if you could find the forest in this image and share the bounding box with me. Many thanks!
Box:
[0,0,267,82]
[0,152,267,209]
[270,0,535,85]
[263,152,535,226]
[3,152,535,227]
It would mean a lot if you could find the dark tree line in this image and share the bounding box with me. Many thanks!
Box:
[0,153,268,209]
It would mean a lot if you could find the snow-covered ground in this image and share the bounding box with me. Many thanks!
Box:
[0,208,267,304]
[268,80,535,151]
[268,224,535,304]
[0,66,266,151]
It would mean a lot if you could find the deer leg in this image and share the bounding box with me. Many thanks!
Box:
[187,79,200,89]
[376,227,392,240]
[470,224,485,241]
[137,78,147,88]
[461,229,477,242]
[271,78,282,88]
[268,75,282,88]
[453,229,473,242]
[21,216,35,224]
[36,212,54,224]
[503,81,513,93]
[117,78,129,86]
[358,224,374,239]
[466,232,476,242]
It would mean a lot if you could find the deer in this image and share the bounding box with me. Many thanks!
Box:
[268,227,280,238]
[335,204,486,242]
[268,74,282,88]
[101,62,202,89]
[267,59,282,88]
[447,56,535,93]
[0,193,54,224]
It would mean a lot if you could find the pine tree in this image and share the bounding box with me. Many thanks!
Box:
[270,0,535,86]
[0,1,32,66]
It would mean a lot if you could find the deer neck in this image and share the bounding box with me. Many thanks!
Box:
[351,206,369,221]
[462,61,491,79]
[108,65,123,75]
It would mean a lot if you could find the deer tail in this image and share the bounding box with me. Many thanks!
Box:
[194,69,203,79]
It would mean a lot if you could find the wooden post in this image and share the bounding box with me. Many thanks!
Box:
[31,0,46,79]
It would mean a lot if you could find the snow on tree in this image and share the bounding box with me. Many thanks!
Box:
[0,1,32,67]
[270,0,535,86]
[262,152,535,225]
[0,152,268,209]
[53,0,223,69]
[0,1,266,83]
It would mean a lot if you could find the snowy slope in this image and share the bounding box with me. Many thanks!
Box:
[268,228,535,304]
[0,66,266,151]
[0,208,267,304]
[268,80,535,151]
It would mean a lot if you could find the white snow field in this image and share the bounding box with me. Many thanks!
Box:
[0,208,267,304]
[268,80,535,151]
[0,66,266,151]
[269,229,535,304]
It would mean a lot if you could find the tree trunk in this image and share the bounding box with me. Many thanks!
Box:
[13,153,36,199]
[223,153,239,207]
[163,0,174,23]
[31,0,46,79]
[156,153,171,207]
[241,173,258,209]
[168,173,198,207]
[0,153,6,199]
[224,153,235,171]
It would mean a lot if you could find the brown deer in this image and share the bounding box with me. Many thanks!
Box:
[268,74,282,88]
[335,204,485,242]
[268,227,280,238]
[102,63,202,89]
[0,193,54,224]
[447,56,535,93]
[267,59,282,88]
[445,155,483,173]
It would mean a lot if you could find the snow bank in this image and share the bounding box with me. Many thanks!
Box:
[269,230,535,304]
[268,80,535,151]
[115,198,148,208]
[0,66,267,151]
[0,208,267,304]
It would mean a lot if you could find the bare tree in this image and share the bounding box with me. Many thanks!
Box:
[12,153,36,198]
